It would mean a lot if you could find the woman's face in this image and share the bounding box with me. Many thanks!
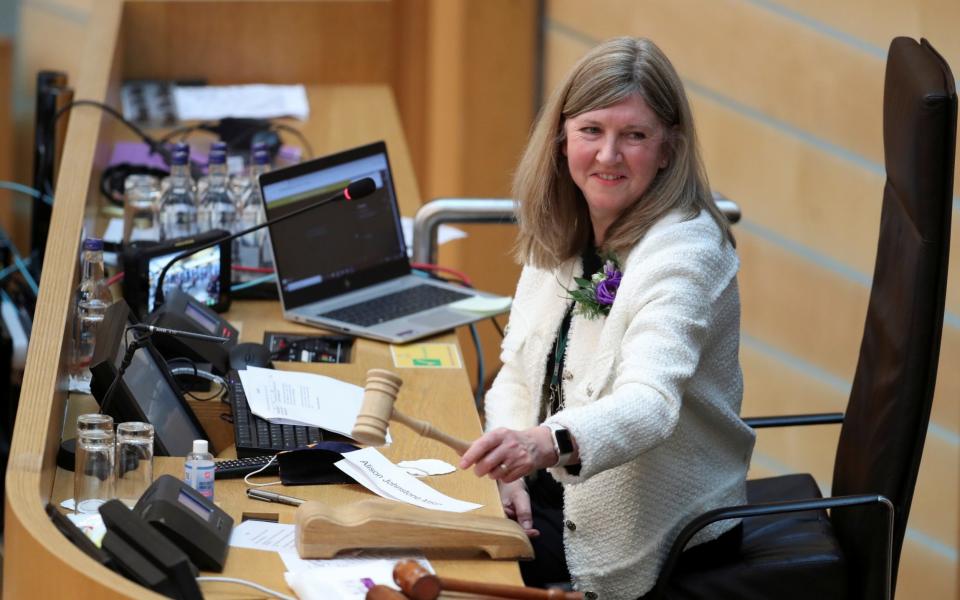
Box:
[563,93,668,242]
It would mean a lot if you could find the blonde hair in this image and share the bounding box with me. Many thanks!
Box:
[513,37,731,268]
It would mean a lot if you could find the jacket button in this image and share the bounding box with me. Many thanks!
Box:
[584,593,598,600]
[586,385,594,396]
[564,519,577,531]
[562,369,573,381]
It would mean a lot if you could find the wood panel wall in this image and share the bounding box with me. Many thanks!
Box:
[543,1,959,598]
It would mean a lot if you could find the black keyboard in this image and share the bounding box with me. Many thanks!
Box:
[227,371,327,457]
[318,284,471,327]
[214,455,280,479]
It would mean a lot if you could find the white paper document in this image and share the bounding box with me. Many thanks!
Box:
[173,84,310,121]
[283,551,432,600]
[237,367,387,442]
[335,447,482,513]
[229,520,297,553]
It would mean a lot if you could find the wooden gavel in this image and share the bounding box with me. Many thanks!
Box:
[391,560,584,600]
[352,369,472,455]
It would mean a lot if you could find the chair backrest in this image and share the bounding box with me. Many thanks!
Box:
[831,37,956,599]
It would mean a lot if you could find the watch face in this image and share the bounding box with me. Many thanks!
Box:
[554,428,574,456]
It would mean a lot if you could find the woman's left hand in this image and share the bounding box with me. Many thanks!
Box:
[459,426,557,483]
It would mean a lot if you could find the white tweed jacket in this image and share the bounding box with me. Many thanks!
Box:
[485,209,755,599]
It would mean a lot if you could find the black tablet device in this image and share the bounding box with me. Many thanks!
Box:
[90,300,210,457]
[121,229,231,319]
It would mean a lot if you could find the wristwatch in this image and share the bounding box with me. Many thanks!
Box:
[545,423,575,467]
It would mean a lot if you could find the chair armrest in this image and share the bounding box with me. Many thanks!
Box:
[650,493,894,600]
[410,194,741,263]
[743,412,844,428]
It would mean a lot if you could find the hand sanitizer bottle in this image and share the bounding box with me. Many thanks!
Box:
[184,439,215,501]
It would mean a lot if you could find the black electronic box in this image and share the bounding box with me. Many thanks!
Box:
[146,289,239,374]
[134,474,234,572]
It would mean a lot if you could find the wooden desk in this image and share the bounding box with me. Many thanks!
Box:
[50,303,519,598]
[4,2,521,596]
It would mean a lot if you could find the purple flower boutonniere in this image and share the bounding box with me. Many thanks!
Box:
[569,256,622,319]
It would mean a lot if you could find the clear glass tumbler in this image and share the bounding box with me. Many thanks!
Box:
[123,174,161,243]
[116,422,155,506]
[74,413,115,513]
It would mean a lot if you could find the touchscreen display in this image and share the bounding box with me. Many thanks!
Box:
[123,347,205,456]
[147,245,221,313]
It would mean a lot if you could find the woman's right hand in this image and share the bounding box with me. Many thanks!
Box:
[499,478,540,538]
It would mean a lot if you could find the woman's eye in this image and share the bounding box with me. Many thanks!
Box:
[580,126,601,135]
[627,131,647,141]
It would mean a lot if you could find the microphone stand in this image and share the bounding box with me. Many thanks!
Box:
[99,325,230,418]
[99,328,153,418]
[153,177,376,309]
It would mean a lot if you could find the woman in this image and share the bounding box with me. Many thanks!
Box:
[459,37,755,599]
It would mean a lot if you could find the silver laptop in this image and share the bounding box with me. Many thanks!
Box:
[258,140,508,344]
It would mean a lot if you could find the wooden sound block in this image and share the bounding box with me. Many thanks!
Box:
[295,498,534,560]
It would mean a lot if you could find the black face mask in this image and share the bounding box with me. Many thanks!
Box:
[276,441,360,486]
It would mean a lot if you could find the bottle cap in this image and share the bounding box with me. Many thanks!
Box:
[251,141,267,153]
[211,141,228,153]
[208,150,227,165]
[173,141,190,156]
[192,439,208,454]
[171,150,189,166]
[253,150,270,165]
[82,238,104,251]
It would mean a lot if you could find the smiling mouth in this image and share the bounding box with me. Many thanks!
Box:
[593,173,625,181]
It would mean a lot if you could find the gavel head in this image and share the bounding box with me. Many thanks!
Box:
[351,369,404,446]
[393,559,441,600]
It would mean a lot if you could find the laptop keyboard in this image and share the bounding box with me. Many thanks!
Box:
[318,284,471,327]
[227,371,326,457]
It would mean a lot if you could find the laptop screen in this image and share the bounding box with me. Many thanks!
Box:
[259,141,410,310]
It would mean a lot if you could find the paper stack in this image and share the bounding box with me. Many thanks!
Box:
[237,367,385,441]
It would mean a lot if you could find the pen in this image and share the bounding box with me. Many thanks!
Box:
[246,488,306,507]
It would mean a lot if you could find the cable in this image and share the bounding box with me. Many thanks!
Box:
[232,265,274,274]
[0,180,55,205]
[489,315,505,338]
[106,271,124,286]
[0,229,40,297]
[196,576,295,600]
[231,273,274,292]
[169,366,227,401]
[244,453,281,487]
[410,262,473,287]
[53,99,170,164]
[271,123,314,159]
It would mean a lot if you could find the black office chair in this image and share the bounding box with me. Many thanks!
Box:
[649,37,956,600]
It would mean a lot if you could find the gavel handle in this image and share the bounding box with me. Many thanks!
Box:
[391,409,471,455]
[441,577,584,600]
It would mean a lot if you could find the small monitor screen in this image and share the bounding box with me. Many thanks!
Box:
[148,245,221,313]
[184,301,218,334]
[177,490,213,521]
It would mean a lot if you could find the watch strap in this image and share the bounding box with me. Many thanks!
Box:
[545,423,574,467]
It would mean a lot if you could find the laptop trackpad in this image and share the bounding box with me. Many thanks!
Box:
[410,308,460,326]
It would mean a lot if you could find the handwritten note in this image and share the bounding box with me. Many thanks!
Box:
[335,448,481,513]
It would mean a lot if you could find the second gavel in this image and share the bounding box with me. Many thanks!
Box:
[393,560,585,600]
[352,369,472,455]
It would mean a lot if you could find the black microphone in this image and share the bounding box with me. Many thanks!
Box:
[130,323,229,344]
[153,177,376,308]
